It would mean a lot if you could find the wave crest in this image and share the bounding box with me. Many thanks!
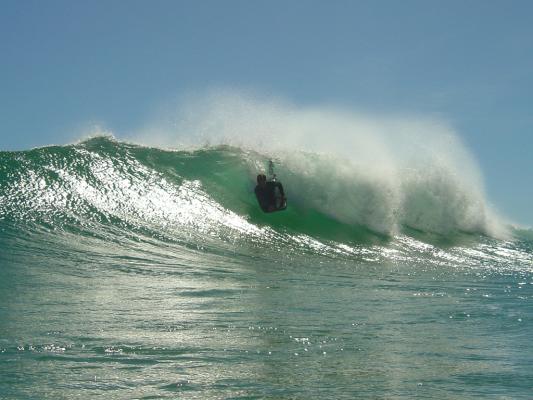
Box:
[0,136,507,241]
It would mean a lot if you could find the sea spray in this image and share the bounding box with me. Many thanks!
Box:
[131,90,506,237]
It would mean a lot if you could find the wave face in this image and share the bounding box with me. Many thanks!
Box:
[0,136,504,235]
[0,136,530,265]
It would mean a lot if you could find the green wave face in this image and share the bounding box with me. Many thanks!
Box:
[0,137,378,246]
[0,136,531,261]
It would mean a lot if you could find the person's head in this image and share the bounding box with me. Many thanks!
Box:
[257,174,267,187]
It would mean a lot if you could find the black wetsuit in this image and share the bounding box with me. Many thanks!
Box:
[255,181,285,213]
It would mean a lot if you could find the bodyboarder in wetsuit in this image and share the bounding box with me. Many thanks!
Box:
[254,174,286,213]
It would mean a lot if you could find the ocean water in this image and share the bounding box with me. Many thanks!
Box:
[0,137,532,399]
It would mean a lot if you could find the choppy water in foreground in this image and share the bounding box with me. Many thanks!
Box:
[1,138,532,399]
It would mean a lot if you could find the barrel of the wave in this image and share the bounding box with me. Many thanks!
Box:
[254,161,287,213]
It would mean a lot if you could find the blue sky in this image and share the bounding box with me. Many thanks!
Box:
[1,0,532,225]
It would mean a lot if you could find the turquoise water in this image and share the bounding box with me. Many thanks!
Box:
[1,137,532,399]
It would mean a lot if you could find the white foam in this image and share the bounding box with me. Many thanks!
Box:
[130,89,507,237]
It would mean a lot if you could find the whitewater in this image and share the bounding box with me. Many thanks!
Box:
[1,96,532,399]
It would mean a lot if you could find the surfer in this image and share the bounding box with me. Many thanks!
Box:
[255,173,286,213]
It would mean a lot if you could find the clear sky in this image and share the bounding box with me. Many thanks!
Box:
[1,0,532,226]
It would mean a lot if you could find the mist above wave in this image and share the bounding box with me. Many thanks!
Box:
[131,90,507,238]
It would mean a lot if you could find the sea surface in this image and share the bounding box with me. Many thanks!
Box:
[1,137,532,399]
